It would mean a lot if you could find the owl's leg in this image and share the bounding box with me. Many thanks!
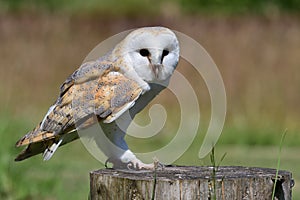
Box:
[98,121,161,170]
[101,122,158,170]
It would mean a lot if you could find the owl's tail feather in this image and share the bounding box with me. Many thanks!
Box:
[15,141,49,161]
[15,130,78,161]
[15,123,56,147]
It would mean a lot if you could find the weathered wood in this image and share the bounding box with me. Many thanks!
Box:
[90,166,293,200]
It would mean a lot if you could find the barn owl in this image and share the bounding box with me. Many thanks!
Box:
[15,26,180,170]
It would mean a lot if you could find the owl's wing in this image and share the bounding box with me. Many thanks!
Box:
[15,60,143,161]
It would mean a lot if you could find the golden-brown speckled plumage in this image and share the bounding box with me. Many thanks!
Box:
[15,60,142,161]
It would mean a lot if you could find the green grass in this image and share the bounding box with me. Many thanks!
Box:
[208,147,227,200]
[180,0,300,15]
[1,0,300,15]
[218,125,300,147]
[0,116,101,199]
[0,0,165,16]
[272,130,287,200]
[1,115,299,199]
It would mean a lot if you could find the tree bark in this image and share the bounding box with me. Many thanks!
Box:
[90,166,293,200]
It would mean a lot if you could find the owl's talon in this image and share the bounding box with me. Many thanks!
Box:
[104,154,167,171]
[127,162,135,170]
[104,157,112,168]
[155,161,165,170]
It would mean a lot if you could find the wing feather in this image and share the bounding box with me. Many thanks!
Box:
[15,60,144,161]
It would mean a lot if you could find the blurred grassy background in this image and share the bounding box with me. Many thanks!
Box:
[0,0,299,199]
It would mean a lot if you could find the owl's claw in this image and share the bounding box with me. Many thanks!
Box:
[105,157,164,171]
[105,157,128,169]
[127,159,157,170]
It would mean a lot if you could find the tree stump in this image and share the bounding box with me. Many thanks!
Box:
[90,166,293,200]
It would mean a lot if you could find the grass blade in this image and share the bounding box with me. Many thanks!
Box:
[271,129,287,200]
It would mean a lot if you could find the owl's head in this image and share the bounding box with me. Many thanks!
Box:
[114,27,179,83]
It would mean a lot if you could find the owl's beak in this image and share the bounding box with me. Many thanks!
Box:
[148,52,162,78]
[150,63,162,78]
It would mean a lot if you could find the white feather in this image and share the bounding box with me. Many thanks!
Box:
[103,101,136,123]
[43,138,63,161]
[41,105,55,129]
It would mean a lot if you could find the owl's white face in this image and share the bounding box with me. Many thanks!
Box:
[116,27,179,83]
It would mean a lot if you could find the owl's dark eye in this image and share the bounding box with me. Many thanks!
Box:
[162,49,169,57]
[161,49,169,63]
[139,49,150,57]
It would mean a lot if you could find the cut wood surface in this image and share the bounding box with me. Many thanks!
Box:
[90,166,293,200]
